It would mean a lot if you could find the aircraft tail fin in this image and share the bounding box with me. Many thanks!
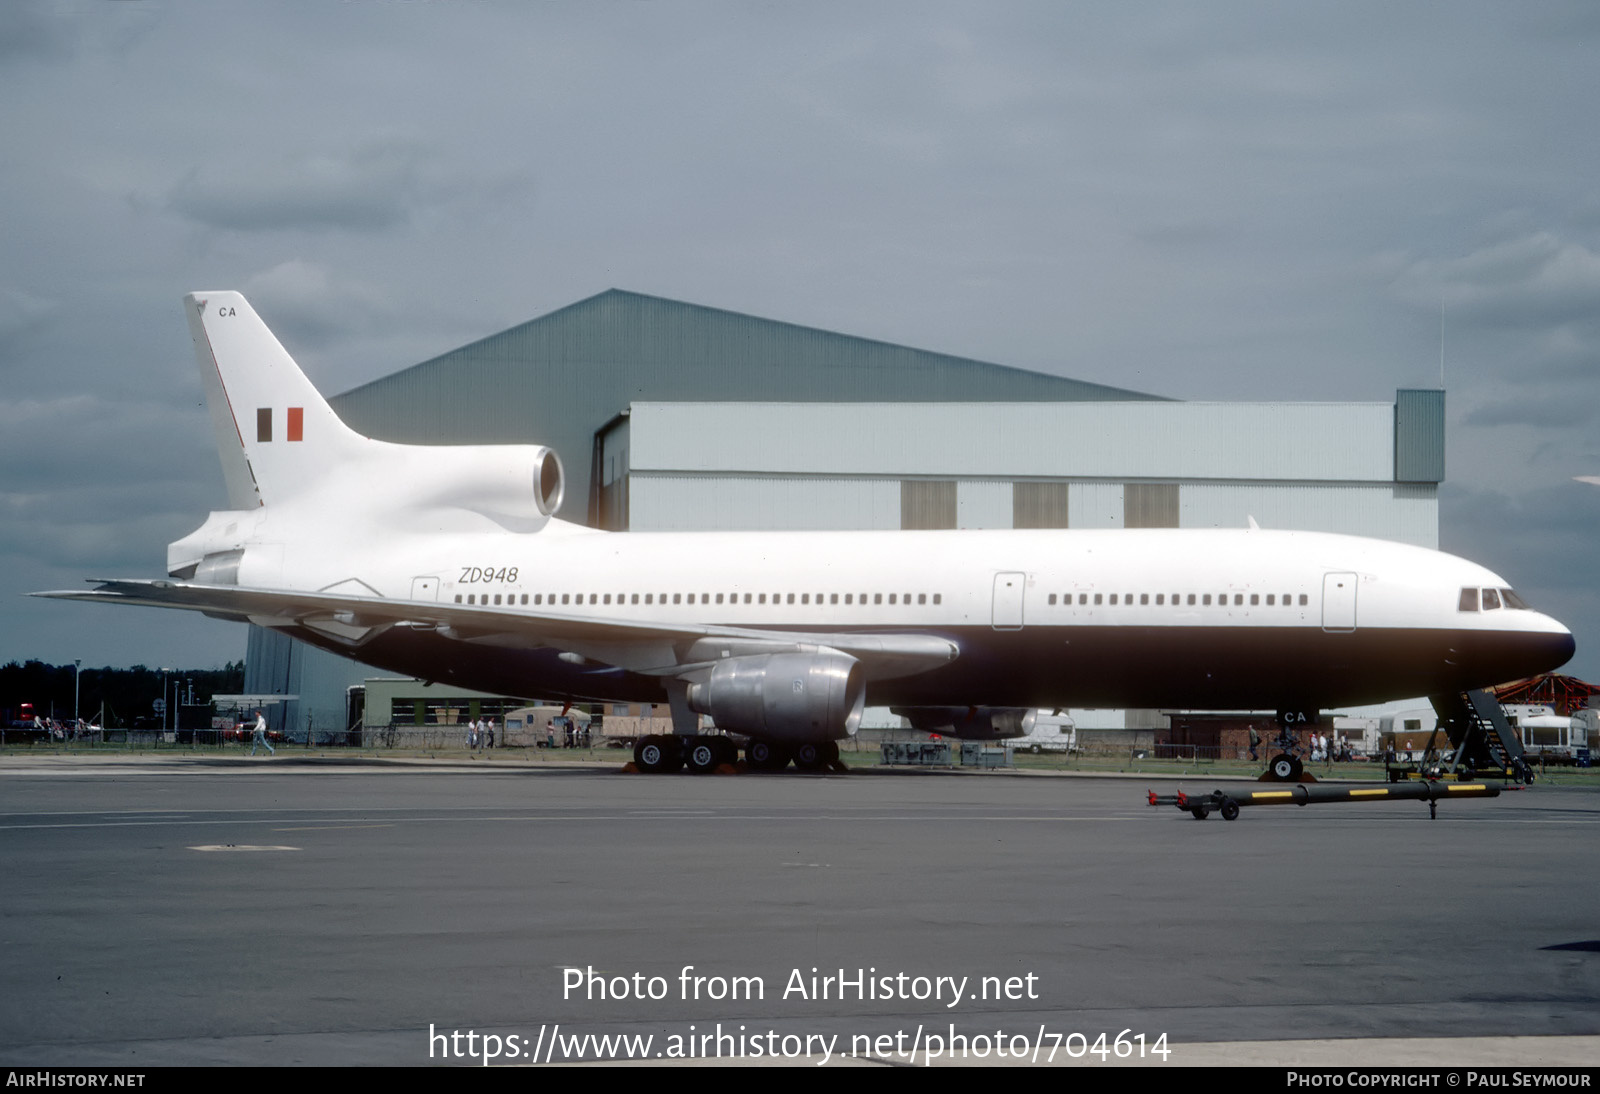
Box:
[184,292,367,508]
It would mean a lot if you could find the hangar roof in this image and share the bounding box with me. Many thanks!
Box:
[328,288,1163,521]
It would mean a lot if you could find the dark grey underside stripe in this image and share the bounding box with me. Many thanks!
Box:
[281,622,1573,712]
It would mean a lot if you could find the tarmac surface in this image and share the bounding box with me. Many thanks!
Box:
[2,752,1597,1067]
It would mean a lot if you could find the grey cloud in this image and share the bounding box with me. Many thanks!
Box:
[166,142,430,234]
[1390,233,1600,329]
[0,287,56,354]
[240,261,396,350]
[0,1,77,64]
[1463,397,1598,429]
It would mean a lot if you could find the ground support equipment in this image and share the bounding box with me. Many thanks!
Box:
[1148,780,1504,821]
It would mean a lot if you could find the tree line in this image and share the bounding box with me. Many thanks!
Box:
[1,661,245,727]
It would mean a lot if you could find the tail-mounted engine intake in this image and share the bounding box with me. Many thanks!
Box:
[893,706,1034,740]
[404,445,565,522]
[686,651,865,743]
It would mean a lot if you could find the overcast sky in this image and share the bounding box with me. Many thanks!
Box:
[3,1,1598,687]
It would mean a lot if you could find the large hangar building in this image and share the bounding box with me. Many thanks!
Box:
[243,289,1444,736]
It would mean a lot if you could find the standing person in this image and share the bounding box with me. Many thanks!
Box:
[484,717,495,749]
[250,710,275,757]
[1248,725,1261,762]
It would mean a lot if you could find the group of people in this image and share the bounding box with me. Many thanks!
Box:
[464,717,496,749]
[1247,725,1352,764]
[1308,731,1352,764]
[543,718,590,749]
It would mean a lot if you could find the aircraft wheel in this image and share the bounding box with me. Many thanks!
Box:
[820,740,840,765]
[1220,799,1240,822]
[747,740,790,771]
[794,742,827,772]
[634,735,664,772]
[1268,754,1298,781]
[635,735,681,774]
[712,737,739,767]
[686,738,720,774]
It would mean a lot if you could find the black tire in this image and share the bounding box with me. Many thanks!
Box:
[1190,808,1208,820]
[794,742,826,772]
[635,735,682,774]
[686,738,719,774]
[712,736,739,767]
[746,740,790,771]
[1269,754,1297,781]
[1220,799,1240,822]
[634,735,667,773]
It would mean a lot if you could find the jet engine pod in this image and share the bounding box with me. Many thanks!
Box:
[532,448,564,517]
[686,651,865,743]
[892,705,1033,740]
[395,443,566,526]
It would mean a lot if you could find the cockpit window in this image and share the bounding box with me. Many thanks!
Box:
[1481,588,1502,611]
[1458,587,1479,612]
[1501,588,1529,610]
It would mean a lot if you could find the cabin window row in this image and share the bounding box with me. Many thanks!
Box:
[1045,592,1309,607]
[1458,587,1529,612]
[454,591,946,608]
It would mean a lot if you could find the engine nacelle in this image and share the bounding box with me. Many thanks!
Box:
[892,706,1035,741]
[399,444,565,521]
[687,652,865,743]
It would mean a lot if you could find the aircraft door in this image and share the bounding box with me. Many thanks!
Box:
[1322,572,1357,632]
[411,576,440,601]
[992,572,1025,630]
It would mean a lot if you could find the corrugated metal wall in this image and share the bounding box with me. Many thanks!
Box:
[625,401,1400,482]
[956,481,1014,529]
[1179,482,1437,547]
[1395,388,1445,483]
[625,475,1437,546]
[628,475,903,531]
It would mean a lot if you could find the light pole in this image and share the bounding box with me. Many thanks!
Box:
[73,659,81,724]
[160,668,172,733]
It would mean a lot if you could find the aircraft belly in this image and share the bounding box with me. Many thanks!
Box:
[277,619,1571,715]
[864,625,1571,710]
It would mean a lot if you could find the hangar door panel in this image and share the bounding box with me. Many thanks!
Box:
[1322,572,1357,632]
[992,572,1025,630]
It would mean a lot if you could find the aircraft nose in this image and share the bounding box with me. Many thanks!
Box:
[1529,617,1576,674]
[1551,627,1577,668]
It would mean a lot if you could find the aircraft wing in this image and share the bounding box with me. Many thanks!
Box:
[34,579,958,682]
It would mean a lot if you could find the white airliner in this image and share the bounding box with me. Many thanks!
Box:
[37,293,1575,771]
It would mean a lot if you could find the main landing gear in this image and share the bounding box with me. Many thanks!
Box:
[632,735,842,774]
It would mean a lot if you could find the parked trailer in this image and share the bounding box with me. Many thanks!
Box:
[1504,704,1587,765]
[1015,711,1077,754]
